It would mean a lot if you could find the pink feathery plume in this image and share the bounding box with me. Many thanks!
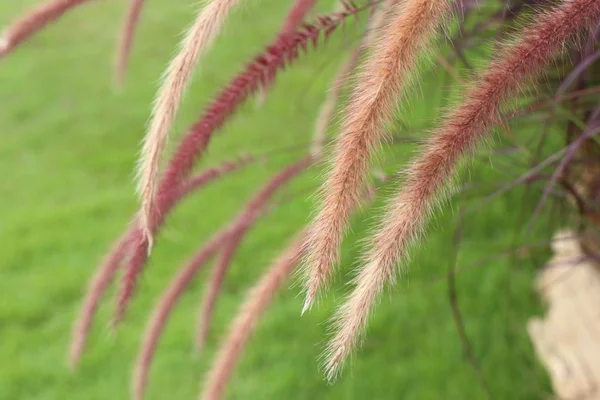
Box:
[118,2,376,318]
[69,227,136,368]
[194,229,246,353]
[0,0,93,59]
[132,229,227,400]
[114,0,147,87]
[324,0,600,380]
[132,156,313,400]
[200,232,307,400]
[137,0,253,249]
[196,39,363,349]
[301,0,452,312]
[112,156,257,325]
[202,181,381,400]
[69,156,255,364]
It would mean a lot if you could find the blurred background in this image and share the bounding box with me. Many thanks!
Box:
[0,1,556,399]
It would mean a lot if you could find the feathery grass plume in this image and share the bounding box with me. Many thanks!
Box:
[201,232,307,400]
[323,0,600,380]
[195,230,246,353]
[114,0,146,87]
[119,2,377,316]
[202,180,381,399]
[0,0,92,59]
[132,229,227,400]
[195,43,362,348]
[70,156,254,356]
[111,156,256,325]
[301,0,452,312]
[196,48,356,347]
[69,227,135,368]
[137,0,247,249]
[132,156,312,400]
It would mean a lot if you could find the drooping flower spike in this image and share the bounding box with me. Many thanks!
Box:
[137,0,250,250]
[200,231,307,400]
[132,156,313,400]
[0,0,93,59]
[255,0,319,107]
[194,44,362,351]
[114,0,147,87]
[70,155,256,366]
[117,1,383,320]
[201,180,384,400]
[301,0,453,312]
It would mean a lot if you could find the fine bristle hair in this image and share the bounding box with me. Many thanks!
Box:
[323,0,600,380]
[137,0,245,250]
[114,0,146,87]
[201,232,307,400]
[0,0,91,59]
[301,0,452,312]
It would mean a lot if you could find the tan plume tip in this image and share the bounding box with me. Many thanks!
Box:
[324,0,600,378]
[201,232,306,400]
[137,0,244,247]
[301,0,451,311]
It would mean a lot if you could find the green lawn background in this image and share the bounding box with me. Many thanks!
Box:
[0,1,549,399]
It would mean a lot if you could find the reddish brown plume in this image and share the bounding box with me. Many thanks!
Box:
[0,0,92,58]
[69,156,255,365]
[132,157,312,400]
[324,0,600,380]
[114,156,256,324]
[301,0,451,312]
[201,232,306,400]
[195,223,251,353]
[114,0,146,87]
[69,227,135,367]
[132,229,226,400]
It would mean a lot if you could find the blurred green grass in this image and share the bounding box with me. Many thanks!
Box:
[0,1,550,399]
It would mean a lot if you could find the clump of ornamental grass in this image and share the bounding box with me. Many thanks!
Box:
[4,0,600,398]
